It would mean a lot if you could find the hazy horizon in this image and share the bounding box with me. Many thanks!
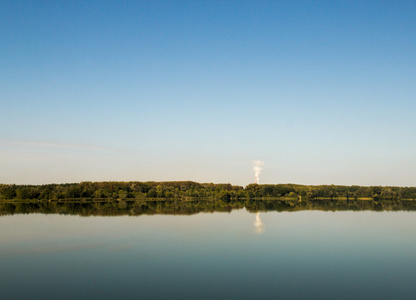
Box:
[2,176,416,189]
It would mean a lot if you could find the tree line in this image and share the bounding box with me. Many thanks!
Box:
[1,181,416,201]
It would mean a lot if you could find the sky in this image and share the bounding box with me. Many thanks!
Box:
[1,0,415,186]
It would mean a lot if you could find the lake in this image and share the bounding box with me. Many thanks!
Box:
[1,199,416,299]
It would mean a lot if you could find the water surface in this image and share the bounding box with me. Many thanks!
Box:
[1,201,416,299]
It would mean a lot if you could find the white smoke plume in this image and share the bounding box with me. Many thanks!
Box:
[254,212,265,234]
[253,160,264,184]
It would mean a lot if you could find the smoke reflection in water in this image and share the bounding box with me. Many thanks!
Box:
[254,212,265,234]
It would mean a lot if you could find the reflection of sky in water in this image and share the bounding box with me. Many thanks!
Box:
[1,210,416,299]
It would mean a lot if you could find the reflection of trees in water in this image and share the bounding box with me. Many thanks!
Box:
[1,198,416,217]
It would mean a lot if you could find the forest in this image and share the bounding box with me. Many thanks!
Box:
[1,181,416,201]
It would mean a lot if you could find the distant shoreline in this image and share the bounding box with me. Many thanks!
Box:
[1,181,416,202]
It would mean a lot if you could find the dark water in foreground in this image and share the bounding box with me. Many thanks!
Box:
[1,200,416,299]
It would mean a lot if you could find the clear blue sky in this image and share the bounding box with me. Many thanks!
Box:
[1,0,415,186]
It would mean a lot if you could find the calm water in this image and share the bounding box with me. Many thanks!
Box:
[1,201,416,299]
